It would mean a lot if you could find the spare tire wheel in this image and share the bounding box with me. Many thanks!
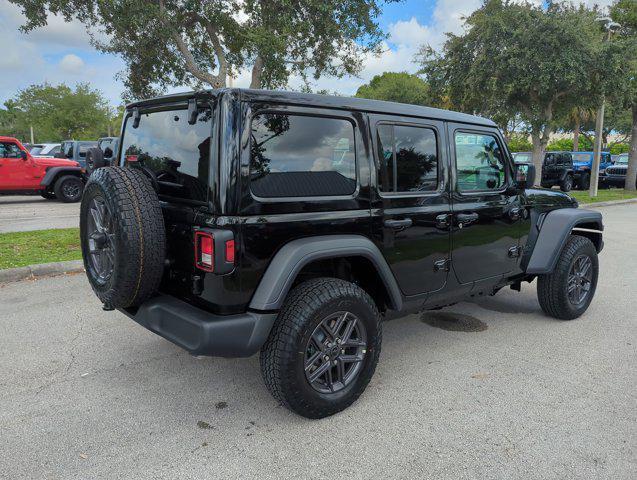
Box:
[80,166,166,309]
[85,147,106,176]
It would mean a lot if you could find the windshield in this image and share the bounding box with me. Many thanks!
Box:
[121,107,212,203]
[30,146,44,155]
[513,153,531,162]
[615,154,629,165]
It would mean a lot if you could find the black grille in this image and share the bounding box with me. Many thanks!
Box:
[606,167,626,176]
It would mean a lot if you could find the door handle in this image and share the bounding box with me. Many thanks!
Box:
[435,213,452,229]
[456,213,479,227]
[384,218,413,230]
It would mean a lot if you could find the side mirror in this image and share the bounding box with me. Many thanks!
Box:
[514,162,535,189]
[20,150,28,160]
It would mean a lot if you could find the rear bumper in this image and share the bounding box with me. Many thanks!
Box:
[119,295,277,358]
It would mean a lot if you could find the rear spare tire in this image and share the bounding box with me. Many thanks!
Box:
[80,167,166,309]
[86,147,106,176]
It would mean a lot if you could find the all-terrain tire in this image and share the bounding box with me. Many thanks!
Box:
[86,147,107,176]
[578,172,591,190]
[54,175,83,203]
[260,278,382,419]
[537,235,598,320]
[560,175,573,192]
[80,167,166,308]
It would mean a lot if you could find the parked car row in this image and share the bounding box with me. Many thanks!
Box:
[512,150,631,191]
[0,136,119,202]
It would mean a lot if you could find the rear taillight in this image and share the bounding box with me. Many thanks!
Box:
[195,231,214,272]
[194,229,235,274]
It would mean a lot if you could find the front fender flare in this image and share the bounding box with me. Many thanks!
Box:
[249,235,403,312]
[525,208,603,275]
[40,167,83,187]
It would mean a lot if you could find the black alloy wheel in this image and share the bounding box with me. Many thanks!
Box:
[567,254,593,306]
[304,311,367,394]
[86,196,115,284]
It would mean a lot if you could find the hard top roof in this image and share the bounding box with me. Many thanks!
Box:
[127,88,497,128]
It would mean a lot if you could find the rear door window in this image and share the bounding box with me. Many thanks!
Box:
[121,107,212,203]
[376,124,439,193]
[249,113,356,198]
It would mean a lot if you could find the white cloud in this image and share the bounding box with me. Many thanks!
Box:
[59,54,85,75]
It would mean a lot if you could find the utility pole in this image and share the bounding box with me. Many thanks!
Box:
[590,17,621,198]
[30,125,34,145]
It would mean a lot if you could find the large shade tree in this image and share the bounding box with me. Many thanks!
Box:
[0,83,114,142]
[417,0,605,179]
[355,72,431,105]
[9,0,398,99]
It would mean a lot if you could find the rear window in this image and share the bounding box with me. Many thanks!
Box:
[121,108,212,203]
[250,113,356,198]
[573,153,591,163]
[513,153,531,163]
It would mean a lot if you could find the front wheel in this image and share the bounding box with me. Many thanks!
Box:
[537,235,598,320]
[260,278,382,419]
[54,175,84,203]
[578,172,591,190]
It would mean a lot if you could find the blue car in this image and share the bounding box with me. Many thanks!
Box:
[571,151,613,190]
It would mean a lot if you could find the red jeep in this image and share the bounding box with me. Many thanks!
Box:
[0,136,85,202]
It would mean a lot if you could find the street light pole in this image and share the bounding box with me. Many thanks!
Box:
[590,18,621,198]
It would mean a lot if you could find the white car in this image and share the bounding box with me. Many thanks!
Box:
[29,143,62,157]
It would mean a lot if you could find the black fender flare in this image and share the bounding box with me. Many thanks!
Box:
[560,169,574,182]
[40,167,83,187]
[525,208,603,275]
[249,235,403,311]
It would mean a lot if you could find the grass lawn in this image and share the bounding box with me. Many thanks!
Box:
[568,188,637,204]
[0,228,81,270]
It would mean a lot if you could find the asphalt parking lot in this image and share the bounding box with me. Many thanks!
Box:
[0,195,79,233]
[1,204,635,479]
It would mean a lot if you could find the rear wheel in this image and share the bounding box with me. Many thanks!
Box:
[54,175,83,203]
[560,175,573,192]
[537,235,598,320]
[578,172,590,190]
[80,167,166,309]
[260,278,382,419]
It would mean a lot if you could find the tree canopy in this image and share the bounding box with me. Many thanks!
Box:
[0,83,117,143]
[9,0,398,99]
[417,0,612,178]
[355,72,431,106]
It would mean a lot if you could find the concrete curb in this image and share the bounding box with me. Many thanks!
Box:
[584,198,637,209]
[0,260,84,285]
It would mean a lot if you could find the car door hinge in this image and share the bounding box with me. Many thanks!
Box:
[508,246,522,258]
[434,258,451,272]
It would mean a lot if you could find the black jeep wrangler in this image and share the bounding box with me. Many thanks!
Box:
[540,151,575,192]
[80,89,603,419]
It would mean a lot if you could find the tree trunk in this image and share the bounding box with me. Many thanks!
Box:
[573,118,580,151]
[250,57,264,89]
[625,104,637,192]
[590,101,605,198]
[531,126,551,186]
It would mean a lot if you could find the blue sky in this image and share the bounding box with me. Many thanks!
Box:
[0,0,613,107]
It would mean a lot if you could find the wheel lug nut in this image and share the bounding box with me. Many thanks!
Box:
[324,355,329,361]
